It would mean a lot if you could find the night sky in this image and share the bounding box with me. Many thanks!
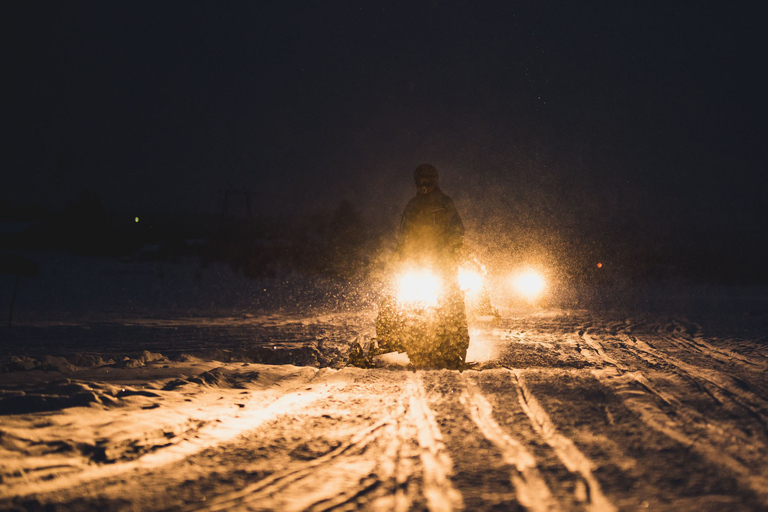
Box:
[3,1,766,274]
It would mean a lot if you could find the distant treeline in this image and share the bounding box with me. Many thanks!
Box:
[2,191,766,285]
[0,192,388,280]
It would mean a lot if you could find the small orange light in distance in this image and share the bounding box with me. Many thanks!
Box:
[597,262,602,268]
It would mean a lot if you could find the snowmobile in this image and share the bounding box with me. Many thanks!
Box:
[371,263,472,369]
[458,259,499,320]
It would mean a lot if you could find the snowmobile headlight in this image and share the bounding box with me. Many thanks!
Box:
[458,267,484,296]
[510,269,546,301]
[396,268,441,307]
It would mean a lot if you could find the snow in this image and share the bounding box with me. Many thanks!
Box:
[1,253,768,510]
[373,351,411,368]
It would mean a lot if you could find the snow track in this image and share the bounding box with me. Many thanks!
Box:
[186,420,393,512]
[592,366,768,504]
[672,333,768,369]
[187,372,464,512]
[4,303,768,511]
[460,372,559,512]
[511,369,617,512]
[580,328,768,507]
[406,372,464,512]
[623,334,768,426]
[0,367,352,500]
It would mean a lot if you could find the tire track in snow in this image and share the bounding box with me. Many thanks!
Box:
[579,330,768,505]
[182,370,418,512]
[186,419,393,512]
[510,369,617,512]
[579,331,626,371]
[406,372,464,512]
[592,366,768,505]
[460,372,560,512]
[0,369,351,501]
[622,334,768,430]
[305,475,383,512]
[304,393,418,512]
[383,391,432,512]
[591,367,696,448]
[670,333,768,369]
[582,328,768,431]
[262,372,440,512]
[221,372,462,512]
[587,324,768,435]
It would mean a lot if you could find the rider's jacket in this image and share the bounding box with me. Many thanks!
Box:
[397,187,465,270]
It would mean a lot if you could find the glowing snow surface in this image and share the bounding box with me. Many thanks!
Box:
[2,290,768,511]
[372,351,411,368]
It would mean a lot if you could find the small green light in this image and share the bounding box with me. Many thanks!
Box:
[135,217,140,223]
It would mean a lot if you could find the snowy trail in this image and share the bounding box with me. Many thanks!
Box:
[510,369,617,512]
[582,325,768,435]
[3,304,768,511]
[623,334,768,425]
[592,366,768,504]
[0,367,352,500]
[178,371,460,512]
[461,372,560,512]
[671,333,768,369]
[579,329,768,506]
[406,372,464,512]
[186,420,393,512]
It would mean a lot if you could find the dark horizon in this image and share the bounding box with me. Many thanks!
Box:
[3,1,767,283]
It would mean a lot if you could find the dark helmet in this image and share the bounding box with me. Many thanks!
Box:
[414,164,438,188]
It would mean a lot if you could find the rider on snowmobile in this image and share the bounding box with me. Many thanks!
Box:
[396,164,467,271]
[371,164,470,369]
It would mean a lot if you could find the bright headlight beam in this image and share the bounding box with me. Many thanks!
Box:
[511,269,546,300]
[458,267,484,295]
[397,269,441,307]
